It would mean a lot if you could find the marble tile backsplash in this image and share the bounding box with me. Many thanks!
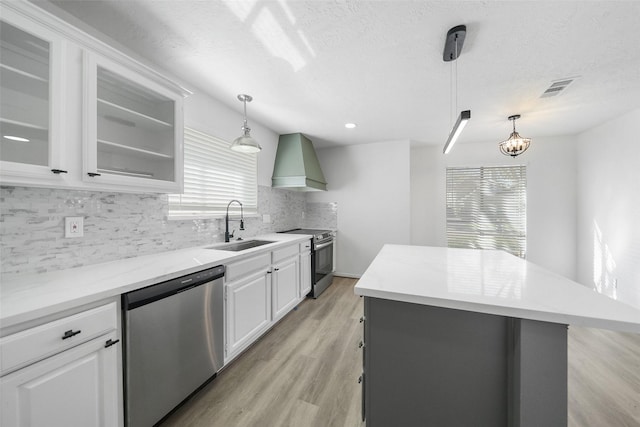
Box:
[0,185,307,276]
[304,202,338,230]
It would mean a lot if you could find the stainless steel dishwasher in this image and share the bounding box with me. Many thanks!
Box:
[122,265,225,427]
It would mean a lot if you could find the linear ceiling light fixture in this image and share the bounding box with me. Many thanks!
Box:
[442,25,470,155]
[499,114,531,157]
[230,94,262,153]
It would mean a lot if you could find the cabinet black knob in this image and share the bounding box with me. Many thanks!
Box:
[359,316,365,323]
[62,329,81,340]
[358,375,363,384]
[358,341,365,349]
[51,169,68,174]
[104,339,120,348]
[87,172,101,177]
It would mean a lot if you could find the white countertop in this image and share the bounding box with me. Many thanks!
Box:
[0,234,310,329]
[354,245,640,333]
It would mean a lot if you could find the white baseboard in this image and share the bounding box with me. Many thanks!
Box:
[333,272,361,279]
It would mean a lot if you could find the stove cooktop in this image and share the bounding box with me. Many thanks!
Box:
[278,228,333,242]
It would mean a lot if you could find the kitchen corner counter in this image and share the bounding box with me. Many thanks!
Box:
[354,244,640,333]
[0,234,310,329]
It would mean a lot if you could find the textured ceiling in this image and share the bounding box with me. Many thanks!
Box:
[48,0,640,148]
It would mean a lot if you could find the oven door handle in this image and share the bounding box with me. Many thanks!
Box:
[315,240,334,250]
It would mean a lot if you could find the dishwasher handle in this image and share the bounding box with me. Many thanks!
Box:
[123,265,225,310]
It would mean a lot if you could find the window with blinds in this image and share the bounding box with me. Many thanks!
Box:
[168,127,257,218]
[446,165,527,258]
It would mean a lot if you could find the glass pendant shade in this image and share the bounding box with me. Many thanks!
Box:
[499,115,531,157]
[231,94,261,153]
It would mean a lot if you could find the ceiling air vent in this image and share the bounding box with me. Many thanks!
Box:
[540,77,579,98]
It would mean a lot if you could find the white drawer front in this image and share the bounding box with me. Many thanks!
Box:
[273,244,300,263]
[0,302,117,376]
[226,253,271,282]
[299,241,312,253]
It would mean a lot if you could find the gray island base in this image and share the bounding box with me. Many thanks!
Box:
[363,297,567,427]
[355,245,640,427]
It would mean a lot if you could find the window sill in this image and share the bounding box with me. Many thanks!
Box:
[167,212,260,221]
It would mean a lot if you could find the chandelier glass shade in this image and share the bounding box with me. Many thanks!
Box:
[499,115,531,157]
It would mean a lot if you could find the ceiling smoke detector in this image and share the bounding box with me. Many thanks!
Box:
[540,77,579,98]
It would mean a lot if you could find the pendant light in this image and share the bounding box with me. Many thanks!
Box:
[230,94,262,153]
[499,115,531,157]
[442,25,470,155]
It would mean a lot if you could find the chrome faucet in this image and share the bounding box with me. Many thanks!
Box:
[225,200,245,242]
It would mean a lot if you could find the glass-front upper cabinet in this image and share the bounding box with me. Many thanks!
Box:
[0,11,66,183]
[83,52,184,192]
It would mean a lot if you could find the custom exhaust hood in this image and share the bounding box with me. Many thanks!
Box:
[271,133,327,191]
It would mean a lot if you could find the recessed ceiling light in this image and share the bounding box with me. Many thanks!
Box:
[3,135,30,142]
[345,123,357,129]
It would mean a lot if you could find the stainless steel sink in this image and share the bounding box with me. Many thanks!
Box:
[207,239,275,252]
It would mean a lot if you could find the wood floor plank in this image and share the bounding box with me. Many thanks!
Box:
[161,277,639,427]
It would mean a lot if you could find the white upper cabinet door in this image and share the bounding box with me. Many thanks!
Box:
[0,6,68,185]
[83,52,184,193]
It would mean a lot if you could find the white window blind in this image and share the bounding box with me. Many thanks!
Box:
[446,165,527,258]
[169,127,257,218]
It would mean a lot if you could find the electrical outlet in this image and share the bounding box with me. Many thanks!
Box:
[65,216,84,238]
[263,214,271,224]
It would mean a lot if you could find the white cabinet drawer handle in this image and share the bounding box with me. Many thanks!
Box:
[61,329,81,340]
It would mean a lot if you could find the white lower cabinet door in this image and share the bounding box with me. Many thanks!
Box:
[300,251,312,297]
[226,271,271,360]
[273,257,299,322]
[1,331,120,427]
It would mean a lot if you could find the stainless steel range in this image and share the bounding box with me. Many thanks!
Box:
[279,228,334,298]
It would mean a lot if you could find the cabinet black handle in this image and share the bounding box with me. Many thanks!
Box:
[87,172,101,177]
[359,341,365,349]
[358,375,363,384]
[359,316,365,323]
[51,169,68,174]
[105,339,120,348]
[62,329,81,340]
[274,268,280,271]
[267,270,272,274]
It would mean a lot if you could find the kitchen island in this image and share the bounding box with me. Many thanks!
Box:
[354,245,640,427]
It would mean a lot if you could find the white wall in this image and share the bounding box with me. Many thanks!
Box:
[576,109,640,309]
[308,140,411,277]
[410,135,578,280]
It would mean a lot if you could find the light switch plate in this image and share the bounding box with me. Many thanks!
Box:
[65,216,84,238]
[262,214,271,224]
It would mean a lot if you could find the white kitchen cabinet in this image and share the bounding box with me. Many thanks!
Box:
[272,257,299,322]
[1,330,120,427]
[0,1,186,193]
[300,241,312,297]
[225,269,272,361]
[82,51,184,192]
[224,242,306,364]
[0,301,122,427]
[272,243,301,322]
[0,4,68,186]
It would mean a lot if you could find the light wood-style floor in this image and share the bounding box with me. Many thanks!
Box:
[162,277,640,427]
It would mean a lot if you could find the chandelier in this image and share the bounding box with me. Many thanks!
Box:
[499,114,531,157]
